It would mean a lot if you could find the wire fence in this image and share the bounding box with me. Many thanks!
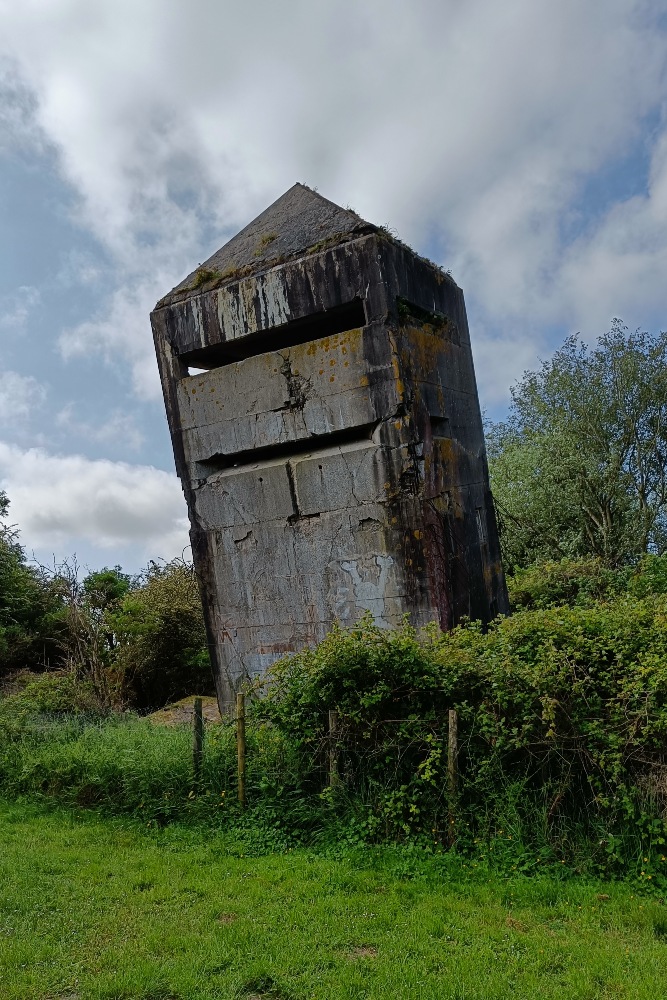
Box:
[189,694,462,838]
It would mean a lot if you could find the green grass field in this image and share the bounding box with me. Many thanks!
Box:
[1,800,667,999]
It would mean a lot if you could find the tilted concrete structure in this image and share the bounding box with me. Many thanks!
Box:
[151,184,507,710]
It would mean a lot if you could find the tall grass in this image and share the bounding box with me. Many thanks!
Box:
[1,703,666,889]
[0,704,320,849]
[0,708,230,822]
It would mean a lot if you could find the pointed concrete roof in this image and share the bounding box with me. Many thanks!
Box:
[168,184,376,300]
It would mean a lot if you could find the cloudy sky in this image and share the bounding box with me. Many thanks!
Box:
[1,0,666,573]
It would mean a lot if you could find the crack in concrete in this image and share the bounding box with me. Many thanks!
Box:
[285,460,300,520]
[279,351,313,411]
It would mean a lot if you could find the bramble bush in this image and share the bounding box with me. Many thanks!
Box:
[255,594,667,870]
[507,553,667,610]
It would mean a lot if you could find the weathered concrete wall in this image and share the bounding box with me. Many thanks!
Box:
[152,200,507,711]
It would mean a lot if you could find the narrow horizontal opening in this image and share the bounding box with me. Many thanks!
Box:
[197,421,378,479]
[430,415,450,439]
[181,298,366,373]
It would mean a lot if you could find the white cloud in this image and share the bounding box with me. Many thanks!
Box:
[0,57,47,154]
[0,370,46,422]
[0,442,189,562]
[0,0,666,406]
[0,286,40,334]
[555,132,667,337]
[471,327,547,408]
[56,405,145,452]
[55,249,105,289]
[59,279,165,397]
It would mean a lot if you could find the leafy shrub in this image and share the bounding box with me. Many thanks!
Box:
[627,554,667,598]
[8,671,98,714]
[507,554,667,610]
[45,563,133,710]
[257,600,667,866]
[112,560,211,710]
[507,557,626,609]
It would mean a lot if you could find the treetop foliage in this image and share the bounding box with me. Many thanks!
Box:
[0,492,62,674]
[488,321,667,569]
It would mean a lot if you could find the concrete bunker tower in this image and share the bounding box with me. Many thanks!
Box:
[151,184,507,710]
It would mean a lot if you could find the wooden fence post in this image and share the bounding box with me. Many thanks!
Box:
[236,691,246,808]
[193,697,204,782]
[328,710,341,787]
[447,708,458,842]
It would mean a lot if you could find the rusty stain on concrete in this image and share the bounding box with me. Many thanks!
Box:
[151,183,508,711]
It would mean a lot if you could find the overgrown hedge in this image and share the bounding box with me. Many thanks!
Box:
[256,595,667,869]
[4,562,667,877]
[507,553,667,610]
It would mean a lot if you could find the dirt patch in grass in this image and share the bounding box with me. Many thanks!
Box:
[348,946,378,959]
[0,669,37,698]
[240,975,292,998]
[147,696,221,726]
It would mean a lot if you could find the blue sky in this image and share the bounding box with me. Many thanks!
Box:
[1,0,666,573]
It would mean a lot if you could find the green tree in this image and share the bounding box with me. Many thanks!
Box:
[0,492,62,675]
[112,560,210,710]
[50,563,132,708]
[488,321,667,569]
